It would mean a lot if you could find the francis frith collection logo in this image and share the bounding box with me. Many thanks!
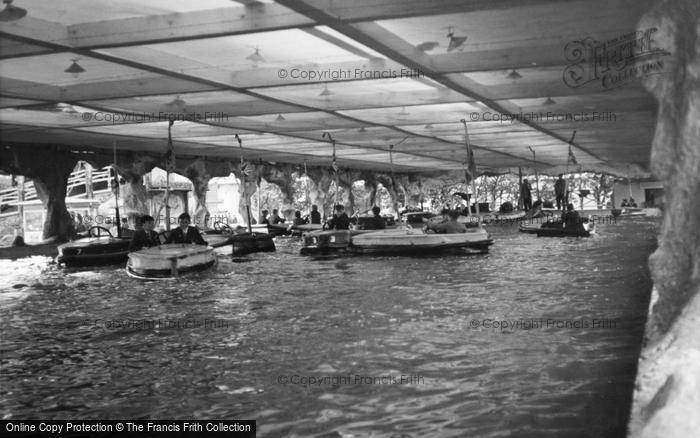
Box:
[563,27,671,90]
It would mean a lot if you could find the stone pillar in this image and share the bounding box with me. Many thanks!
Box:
[114,154,157,227]
[184,159,212,229]
[231,162,260,226]
[337,169,361,215]
[1,146,79,241]
[376,174,401,216]
[364,177,378,209]
[306,167,334,219]
[629,1,700,436]
[260,163,297,220]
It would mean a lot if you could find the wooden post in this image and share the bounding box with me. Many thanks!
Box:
[518,167,523,210]
[17,175,25,236]
[84,163,93,199]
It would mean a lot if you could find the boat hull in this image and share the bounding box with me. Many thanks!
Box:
[535,221,595,238]
[57,237,131,267]
[203,233,233,248]
[300,228,493,256]
[126,244,216,279]
[230,233,276,256]
[351,228,493,255]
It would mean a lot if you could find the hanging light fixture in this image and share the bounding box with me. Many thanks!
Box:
[319,85,332,97]
[64,59,86,78]
[165,95,187,113]
[416,41,439,52]
[246,48,265,64]
[446,27,467,52]
[0,0,27,22]
[507,69,522,79]
[275,114,286,121]
[543,97,556,105]
[398,107,409,116]
[358,127,367,133]
[424,123,433,129]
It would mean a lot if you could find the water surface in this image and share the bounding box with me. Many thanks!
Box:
[0,219,658,437]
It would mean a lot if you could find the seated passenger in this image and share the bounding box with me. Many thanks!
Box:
[561,203,583,229]
[129,215,160,252]
[425,210,467,234]
[166,213,207,245]
[269,209,285,224]
[291,210,308,226]
[326,204,351,230]
[259,210,269,225]
[365,206,386,230]
[310,205,322,224]
[628,197,638,208]
[621,199,629,207]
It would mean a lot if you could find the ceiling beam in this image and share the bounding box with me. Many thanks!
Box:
[0,31,532,168]
[276,0,606,165]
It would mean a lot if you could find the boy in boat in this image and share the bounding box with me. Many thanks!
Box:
[310,205,322,224]
[561,203,585,231]
[326,204,351,230]
[260,210,269,225]
[425,210,467,234]
[167,213,207,245]
[365,206,386,230]
[129,215,160,252]
[269,209,285,224]
[291,210,308,226]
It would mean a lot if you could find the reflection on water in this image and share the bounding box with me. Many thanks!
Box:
[0,219,658,437]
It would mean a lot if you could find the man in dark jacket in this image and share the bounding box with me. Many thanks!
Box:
[129,215,160,252]
[521,178,532,211]
[310,205,322,224]
[365,206,386,230]
[554,174,567,210]
[326,204,350,230]
[166,213,207,245]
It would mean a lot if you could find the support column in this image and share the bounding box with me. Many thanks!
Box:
[184,159,212,229]
[114,154,157,227]
[0,146,79,242]
[306,167,334,220]
[260,164,297,220]
[337,169,362,215]
[231,162,260,227]
[376,174,401,217]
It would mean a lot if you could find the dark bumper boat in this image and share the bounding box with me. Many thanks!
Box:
[299,230,356,256]
[57,226,130,267]
[230,232,276,256]
[531,220,595,237]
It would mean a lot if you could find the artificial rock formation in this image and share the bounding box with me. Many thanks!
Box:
[114,153,158,226]
[260,163,298,218]
[629,0,700,436]
[0,145,80,241]
[231,161,261,225]
[184,159,213,228]
[306,167,334,218]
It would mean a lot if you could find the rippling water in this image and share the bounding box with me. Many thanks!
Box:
[0,219,658,437]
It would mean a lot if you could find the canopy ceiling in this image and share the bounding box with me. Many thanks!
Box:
[0,0,658,174]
